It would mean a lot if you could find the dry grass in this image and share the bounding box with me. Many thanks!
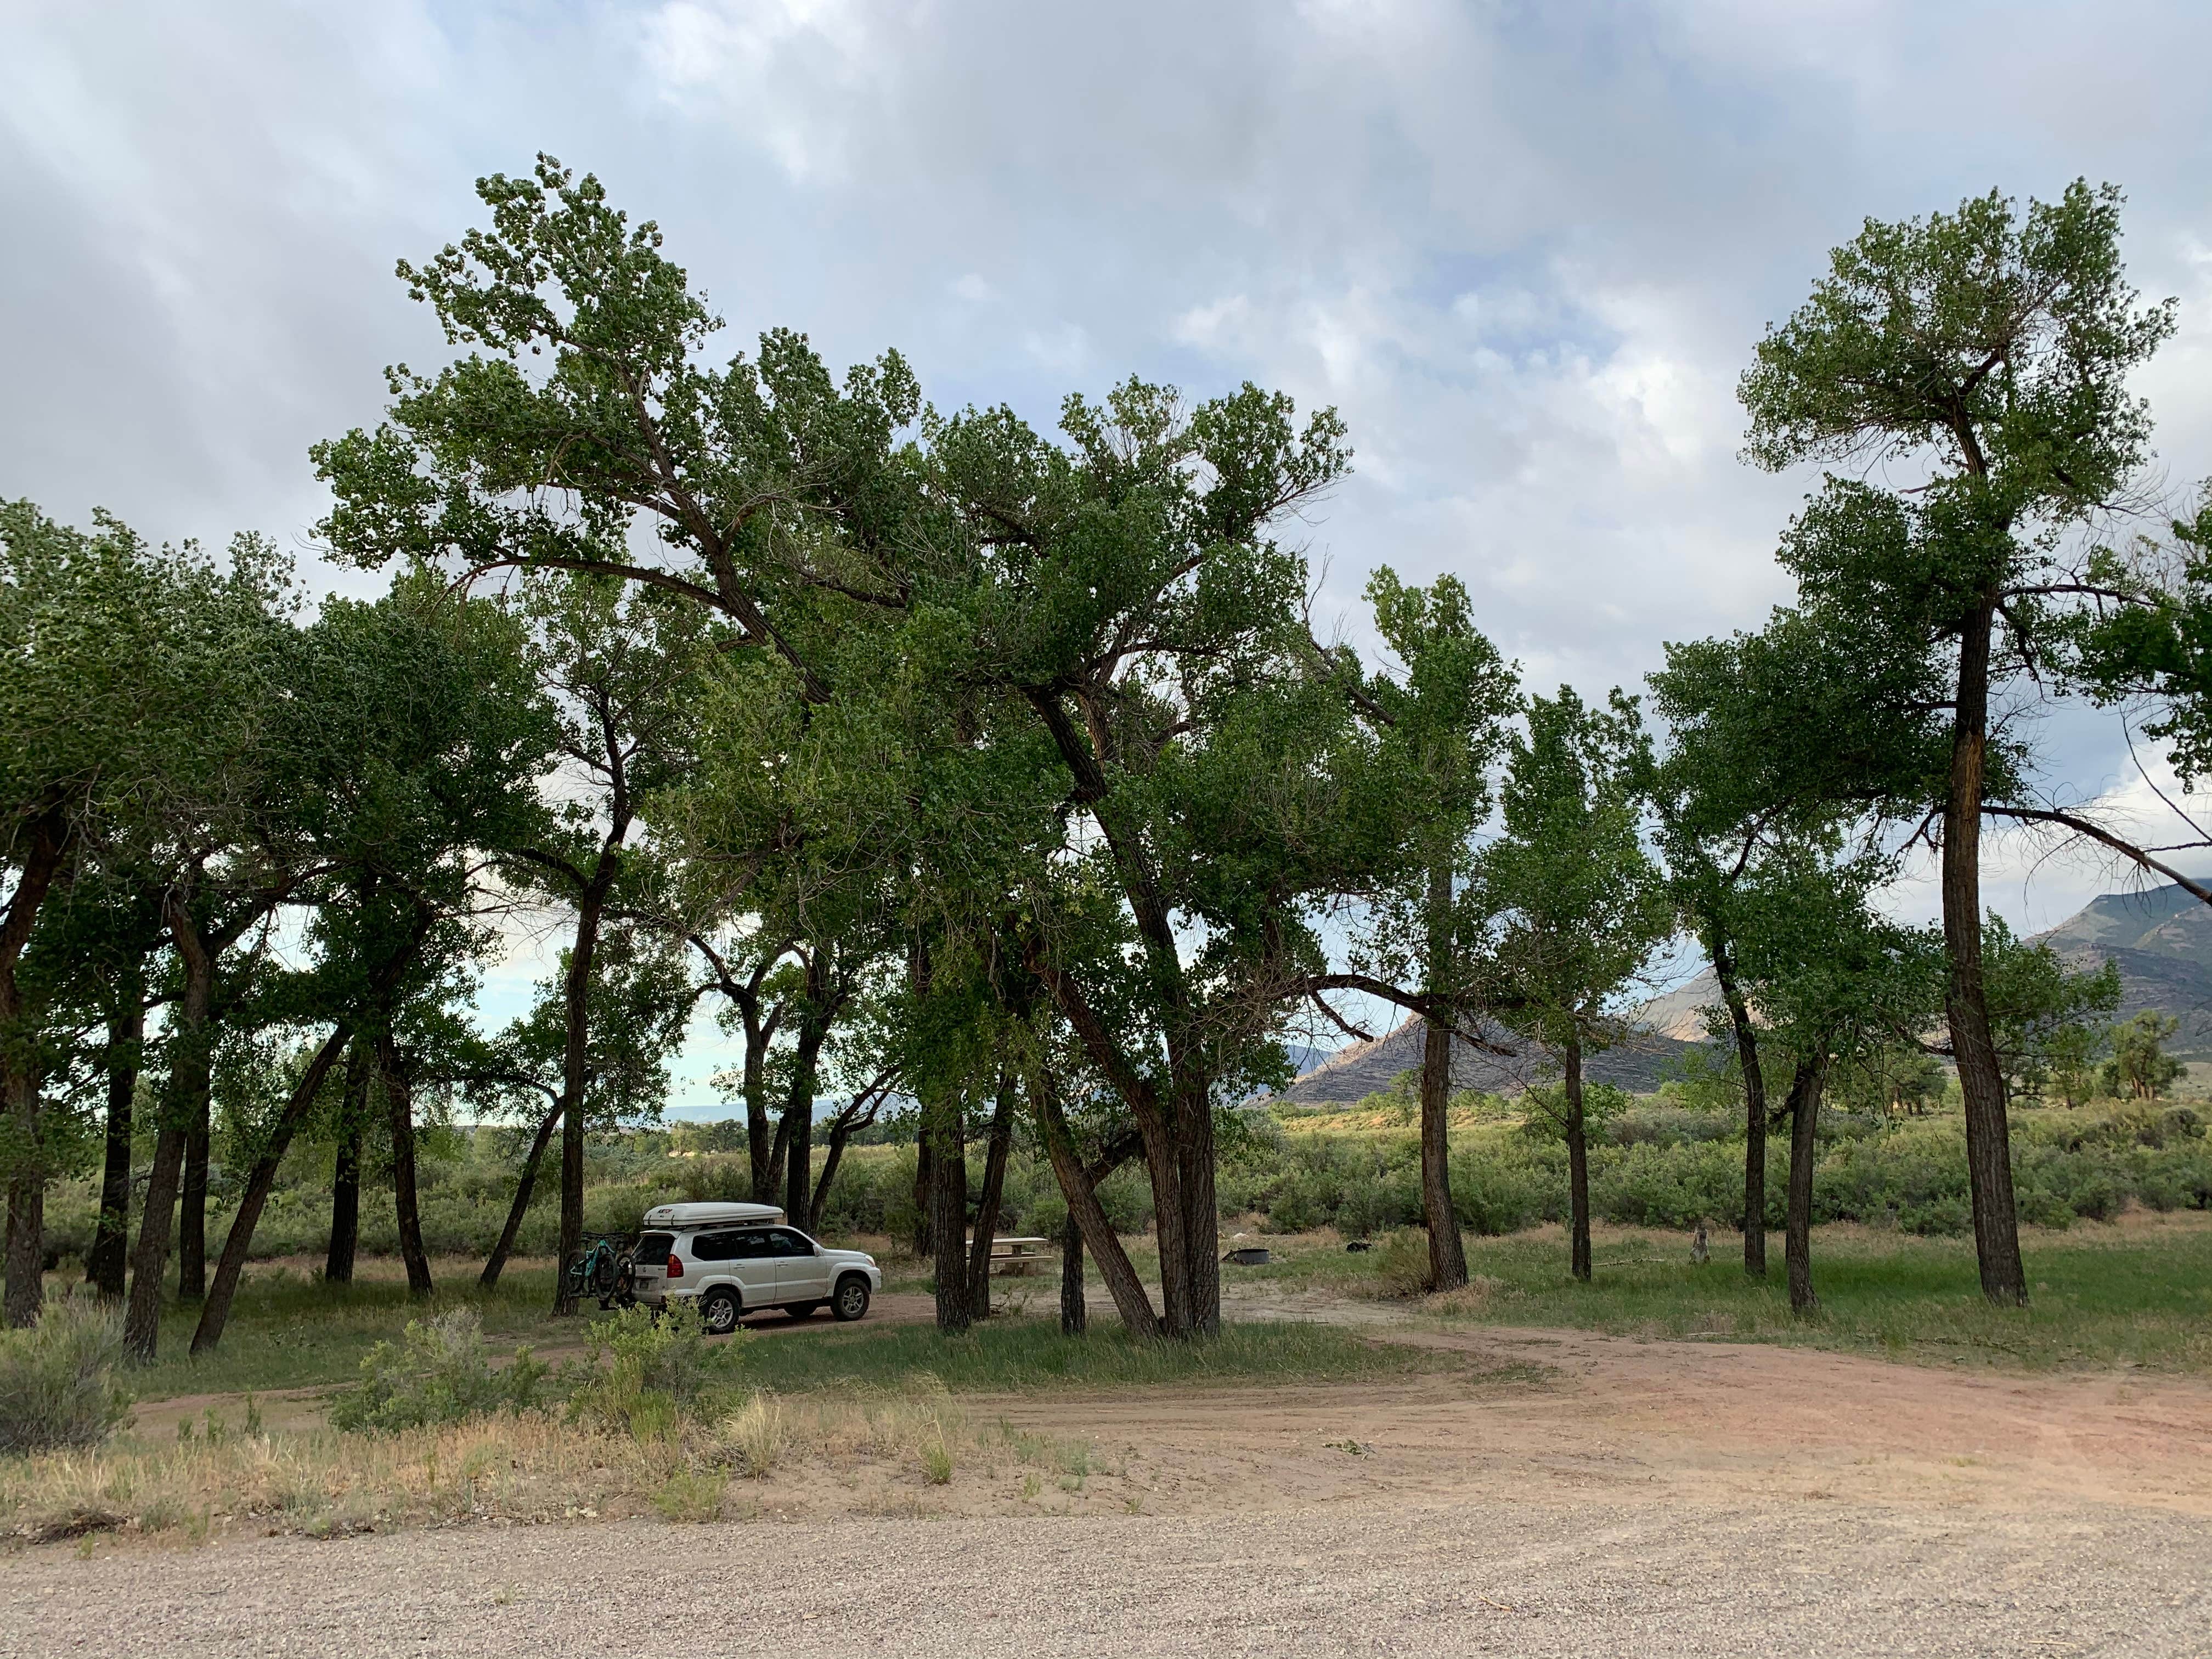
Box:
[0,1379,1079,1547]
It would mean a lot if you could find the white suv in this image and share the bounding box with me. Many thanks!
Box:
[629,1203,880,1334]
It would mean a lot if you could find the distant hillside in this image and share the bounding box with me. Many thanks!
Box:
[1276,883,2212,1104]
[1274,1015,1700,1104]
[2032,883,2212,1056]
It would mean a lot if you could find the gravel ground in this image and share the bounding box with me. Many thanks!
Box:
[9,1498,2210,1657]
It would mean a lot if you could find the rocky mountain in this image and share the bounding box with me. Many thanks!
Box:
[1273,1017,1699,1104]
[1274,883,2212,1103]
[2031,884,2212,1056]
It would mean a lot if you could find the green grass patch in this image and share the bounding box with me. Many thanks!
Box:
[115,1260,574,1402]
[1234,1217,2212,1372]
[738,1314,1436,1395]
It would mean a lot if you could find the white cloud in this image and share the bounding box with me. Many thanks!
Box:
[5,0,2211,999]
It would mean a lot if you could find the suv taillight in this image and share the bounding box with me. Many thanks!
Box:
[667,1252,684,1279]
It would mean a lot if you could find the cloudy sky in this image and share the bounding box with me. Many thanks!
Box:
[7,1,2212,1109]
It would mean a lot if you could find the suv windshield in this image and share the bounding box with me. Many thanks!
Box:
[636,1232,674,1261]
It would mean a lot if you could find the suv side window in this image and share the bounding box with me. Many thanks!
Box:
[766,1228,815,1259]
[691,1230,771,1262]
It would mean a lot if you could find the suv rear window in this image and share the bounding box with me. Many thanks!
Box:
[636,1232,674,1261]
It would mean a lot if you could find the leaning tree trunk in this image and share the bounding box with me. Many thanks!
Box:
[926,1086,971,1334]
[1713,941,1768,1279]
[1564,1038,1592,1284]
[1419,861,1469,1293]
[481,1101,560,1290]
[191,1025,352,1353]
[1033,1074,1157,1336]
[324,1048,368,1286]
[552,872,611,1316]
[123,903,217,1359]
[1785,1051,1829,1316]
[966,1086,1016,1314]
[809,1115,854,1237]
[377,1034,433,1299]
[1946,599,2029,1306]
[123,1127,186,1362]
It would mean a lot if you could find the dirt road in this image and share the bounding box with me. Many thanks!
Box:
[8,1497,2208,1656]
[11,1313,2212,1656]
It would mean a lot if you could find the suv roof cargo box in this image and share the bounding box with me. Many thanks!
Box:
[641,1201,785,1228]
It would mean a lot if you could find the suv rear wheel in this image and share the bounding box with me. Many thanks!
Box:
[832,1276,871,1322]
[700,1287,741,1335]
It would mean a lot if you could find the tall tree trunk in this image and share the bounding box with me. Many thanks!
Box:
[744,1030,774,1205]
[324,1048,367,1286]
[178,1116,208,1301]
[3,1175,43,1329]
[1418,1017,1466,1293]
[926,1086,970,1334]
[1419,861,1468,1294]
[1565,1038,1592,1283]
[481,1100,559,1290]
[1946,600,2028,1305]
[86,998,143,1298]
[1032,1072,1157,1335]
[123,1129,185,1362]
[910,1131,933,1261]
[552,872,611,1316]
[159,891,216,1309]
[191,1025,352,1353]
[1175,1080,1220,1338]
[781,1005,828,1234]
[0,814,67,1328]
[1785,1051,1829,1317]
[967,1085,1017,1314]
[1712,941,1768,1278]
[378,1033,433,1299]
[1059,1211,1086,1336]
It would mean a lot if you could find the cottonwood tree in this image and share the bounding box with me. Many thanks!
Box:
[1315,568,1515,1292]
[500,571,702,1312]
[1737,182,2175,1305]
[0,503,289,1328]
[1722,849,1938,1312]
[318,160,1398,1340]
[2102,1011,2183,1099]
[465,919,690,1289]
[179,578,554,1355]
[1471,689,1670,1283]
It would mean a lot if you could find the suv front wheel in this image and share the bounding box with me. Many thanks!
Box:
[700,1286,742,1335]
[832,1276,871,1322]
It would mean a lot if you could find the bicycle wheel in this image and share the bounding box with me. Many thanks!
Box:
[590,1246,620,1296]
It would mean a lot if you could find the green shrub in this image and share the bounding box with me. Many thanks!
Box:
[568,1302,743,1440]
[328,1307,549,1432]
[1593,1140,1762,1229]
[1373,1229,1433,1297]
[0,1299,132,1454]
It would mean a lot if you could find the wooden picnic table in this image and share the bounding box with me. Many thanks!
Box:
[981,1236,1052,1274]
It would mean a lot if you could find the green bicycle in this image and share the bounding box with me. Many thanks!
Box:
[562,1233,634,1308]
